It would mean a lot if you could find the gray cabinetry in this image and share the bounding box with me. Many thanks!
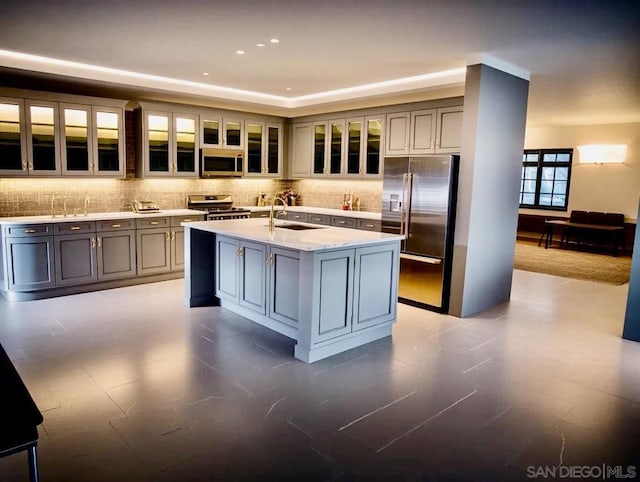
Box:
[251,210,270,219]
[136,226,171,275]
[281,212,309,223]
[307,213,331,225]
[170,215,203,271]
[215,236,239,301]
[357,219,381,231]
[290,123,312,177]
[4,226,55,291]
[331,216,357,228]
[54,231,98,285]
[268,247,300,328]
[97,229,136,280]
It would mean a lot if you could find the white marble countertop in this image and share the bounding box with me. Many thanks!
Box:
[0,209,206,225]
[239,205,381,220]
[183,218,402,252]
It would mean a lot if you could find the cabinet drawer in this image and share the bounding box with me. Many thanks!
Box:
[136,217,170,229]
[357,219,381,231]
[331,216,357,228]
[307,214,331,225]
[54,221,96,235]
[171,215,205,226]
[286,212,309,222]
[251,211,270,219]
[96,219,136,232]
[3,224,53,237]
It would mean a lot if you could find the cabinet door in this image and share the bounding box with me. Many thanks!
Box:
[245,121,264,175]
[60,104,92,176]
[312,122,328,176]
[223,118,243,149]
[410,109,436,154]
[328,120,345,175]
[136,227,171,275]
[290,123,312,177]
[385,112,410,156]
[97,230,136,280]
[435,106,463,153]
[201,115,222,148]
[25,100,61,176]
[238,241,266,314]
[364,115,385,176]
[93,107,125,177]
[312,249,354,343]
[268,247,300,327]
[215,236,239,301]
[174,114,198,177]
[352,243,398,330]
[0,97,27,176]
[5,236,56,290]
[145,111,171,176]
[346,117,364,175]
[170,227,185,271]
[265,124,282,176]
[54,233,98,285]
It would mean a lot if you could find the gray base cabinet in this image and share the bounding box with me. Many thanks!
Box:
[54,233,98,285]
[268,247,300,328]
[5,236,56,291]
[98,230,136,280]
[136,227,171,275]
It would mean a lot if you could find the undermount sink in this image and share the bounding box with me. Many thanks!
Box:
[275,223,323,231]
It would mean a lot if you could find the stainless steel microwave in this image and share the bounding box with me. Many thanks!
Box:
[200,148,244,177]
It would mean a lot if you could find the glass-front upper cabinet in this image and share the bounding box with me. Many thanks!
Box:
[312,122,327,175]
[364,115,385,176]
[265,124,282,176]
[201,116,221,148]
[60,104,90,175]
[142,111,198,177]
[329,120,345,175]
[174,115,198,176]
[93,107,124,176]
[346,117,363,175]
[0,97,27,176]
[245,121,264,174]
[201,115,243,150]
[223,118,243,149]
[26,100,60,176]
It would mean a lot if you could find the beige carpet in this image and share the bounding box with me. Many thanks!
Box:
[513,239,632,285]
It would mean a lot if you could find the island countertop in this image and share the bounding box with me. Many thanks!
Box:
[183,218,403,251]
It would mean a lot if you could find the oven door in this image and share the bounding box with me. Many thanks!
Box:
[200,149,243,177]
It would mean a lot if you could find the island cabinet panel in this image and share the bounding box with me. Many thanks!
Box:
[97,230,136,280]
[215,236,240,301]
[268,247,300,328]
[136,227,171,275]
[5,236,55,291]
[54,233,98,285]
[313,249,354,343]
[238,241,267,315]
[353,243,399,330]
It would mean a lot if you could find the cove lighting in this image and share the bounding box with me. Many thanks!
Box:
[577,144,627,164]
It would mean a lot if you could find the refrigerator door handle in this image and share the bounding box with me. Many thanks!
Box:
[402,173,413,238]
[400,173,407,237]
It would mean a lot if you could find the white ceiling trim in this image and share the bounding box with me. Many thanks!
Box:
[0,49,466,110]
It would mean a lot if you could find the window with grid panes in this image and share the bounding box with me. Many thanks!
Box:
[519,149,573,210]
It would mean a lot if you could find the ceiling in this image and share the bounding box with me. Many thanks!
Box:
[0,0,638,125]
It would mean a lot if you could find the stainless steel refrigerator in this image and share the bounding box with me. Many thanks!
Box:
[381,155,459,312]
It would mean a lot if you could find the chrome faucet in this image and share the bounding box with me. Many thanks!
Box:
[62,197,68,218]
[51,195,57,218]
[268,195,288,231]
[83,195,90,216]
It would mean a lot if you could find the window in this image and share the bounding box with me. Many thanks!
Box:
[520,148,573,210]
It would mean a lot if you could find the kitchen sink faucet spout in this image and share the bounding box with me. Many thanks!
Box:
[268,195,288,231]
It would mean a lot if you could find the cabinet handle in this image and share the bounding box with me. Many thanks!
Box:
[29,163,33,170]
[97,237,102,247]
[24,228,36,234]
[22,161,27,171]
[183,219,192,222]
[166,232,170,240]
[111,224,121,228]
[150,221,159,225]
[338,220,346,224]
[364,224,374,228]
[436,142,439,148]
[171,231,175,240]
[237,247,244,258]
[91,237,96,248]
[70,226,81,231]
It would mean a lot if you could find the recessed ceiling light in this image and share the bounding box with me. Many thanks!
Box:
[202,72,209,76]
[236,50,245,55]
[270,38,280,44]
[285,87,292,91]
[256,43,265,48]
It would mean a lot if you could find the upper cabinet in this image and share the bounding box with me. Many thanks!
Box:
[0,92,126,178]
[386,106,463,157]
[244,121,283,177]
[139,110,199,178]
[201,115,244,150]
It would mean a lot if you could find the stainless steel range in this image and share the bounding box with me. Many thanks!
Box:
[186,194,251,220]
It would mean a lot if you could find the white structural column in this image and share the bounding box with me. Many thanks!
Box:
[449,63,529,317]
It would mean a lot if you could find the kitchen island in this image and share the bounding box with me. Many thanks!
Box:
[182,218,404,362]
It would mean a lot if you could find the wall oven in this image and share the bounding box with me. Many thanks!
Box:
[200,148,244,177]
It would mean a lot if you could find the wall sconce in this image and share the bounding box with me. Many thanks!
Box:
[577,144,627,164]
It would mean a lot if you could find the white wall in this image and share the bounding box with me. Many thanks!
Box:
[522,122,640,221]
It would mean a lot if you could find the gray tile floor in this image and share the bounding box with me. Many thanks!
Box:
[1,270,639,481]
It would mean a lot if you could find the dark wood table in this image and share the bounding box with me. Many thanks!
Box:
[539,219,625,256]
[0,343,43,482]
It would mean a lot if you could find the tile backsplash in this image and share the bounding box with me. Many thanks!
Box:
[0,178,382,217]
